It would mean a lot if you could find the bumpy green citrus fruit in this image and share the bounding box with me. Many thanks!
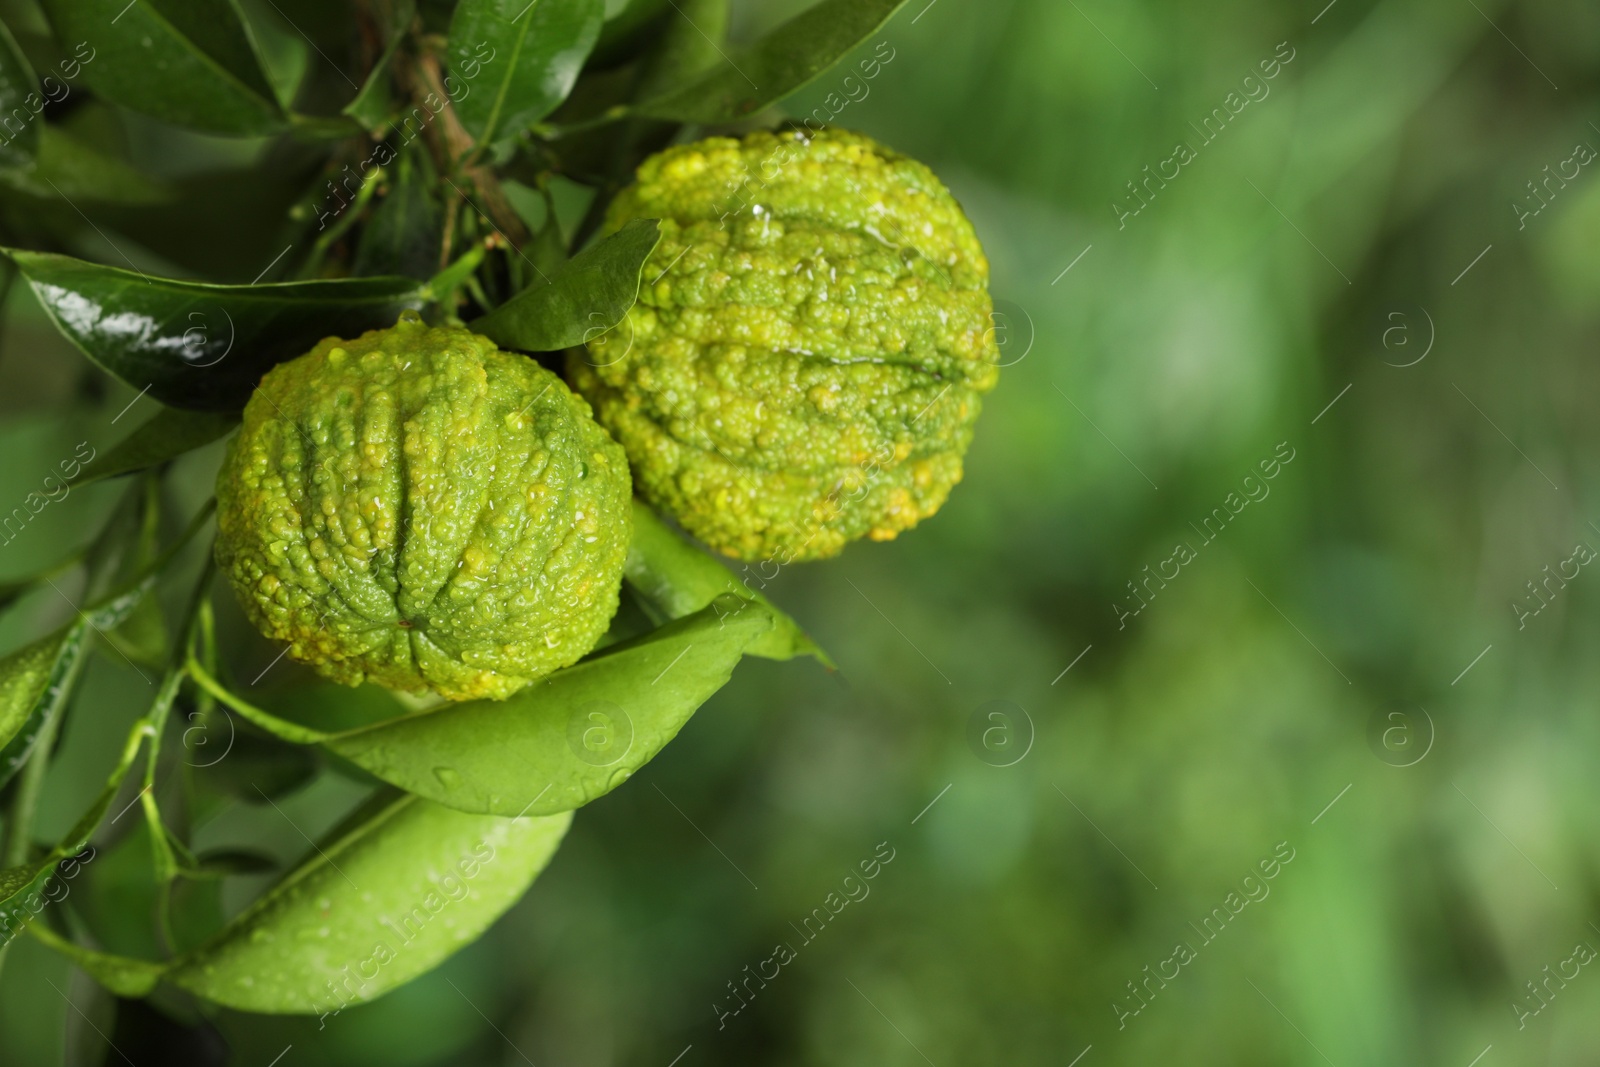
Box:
[215,314,631,701]
[568,127,1000,562]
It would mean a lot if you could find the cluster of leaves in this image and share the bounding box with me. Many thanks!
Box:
[0,0,901,1019]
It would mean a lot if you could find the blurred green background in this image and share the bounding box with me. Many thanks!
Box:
[3,0,1600,1063]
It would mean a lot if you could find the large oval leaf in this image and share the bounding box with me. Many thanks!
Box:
[470,217,659,352]
[166,791,571,1014]
[0,18,39,169]
[449,0,605,149]
[8,251,425,411]
[323,597,771,816]
[634,0,908,123]
[38,0,284,136]
[626,499,830,664]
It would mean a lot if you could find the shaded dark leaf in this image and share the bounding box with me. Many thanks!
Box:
[186,848,279,878]
[353,147,443,280]
[343,0,417,130]
[0,125,170,204]
[0,18,40,168]
[68,406,238,490]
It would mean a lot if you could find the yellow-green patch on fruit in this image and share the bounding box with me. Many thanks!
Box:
[215,314,631,701]
[569,127,1000,562]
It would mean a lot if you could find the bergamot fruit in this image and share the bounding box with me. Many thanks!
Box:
[215,313,631,701]
[568,127,1000,563]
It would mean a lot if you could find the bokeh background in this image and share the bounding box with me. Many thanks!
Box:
[2,0,1600,1063]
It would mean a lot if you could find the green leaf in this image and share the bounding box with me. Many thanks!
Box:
[322,597,772,816]
[166,791,571,1013]
[353,149,442,281]
[1,715,152,947]
[191,720,320,803]
[471,217,659,352]
[29,921,167,996]
[633,0,728,100]
[0,625,90,793]
[0,498,213,791]
[38,0,284,136]
[8,251,425,411]
[626,499,831,665]
[68,406,238,490]
[343,0,417,130]
[449,0,605,149]
[0,18,39,168]
[633,0,907,123]
[191,594,773,816]
[0,125,171,204]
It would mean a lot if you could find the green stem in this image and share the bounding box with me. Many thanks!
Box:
[301,166,386,278]
[185,658,330,745]
[140,553,218,953]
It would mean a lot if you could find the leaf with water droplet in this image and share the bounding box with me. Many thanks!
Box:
[167,789,570,1013]
[322,597,772,816]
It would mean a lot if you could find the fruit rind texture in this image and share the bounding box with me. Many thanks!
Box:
[570,127,1000,563]
[215,314,632,702]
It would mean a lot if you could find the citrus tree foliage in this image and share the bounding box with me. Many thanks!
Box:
[0,0,911,1019]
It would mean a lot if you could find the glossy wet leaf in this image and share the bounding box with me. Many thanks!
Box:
[8,251,425,411]
[0,125,171,204]
[39,0,284,136]
[0,18,39,168]
[0,857,61,950]
[626,500,831,664]
[324,597,771,816]
[634,0,907,123]
[471,217,659,352]
[0,625,89,793]
[166,791,572,1013]
[68,406,238,490]
[449,0,605,148]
